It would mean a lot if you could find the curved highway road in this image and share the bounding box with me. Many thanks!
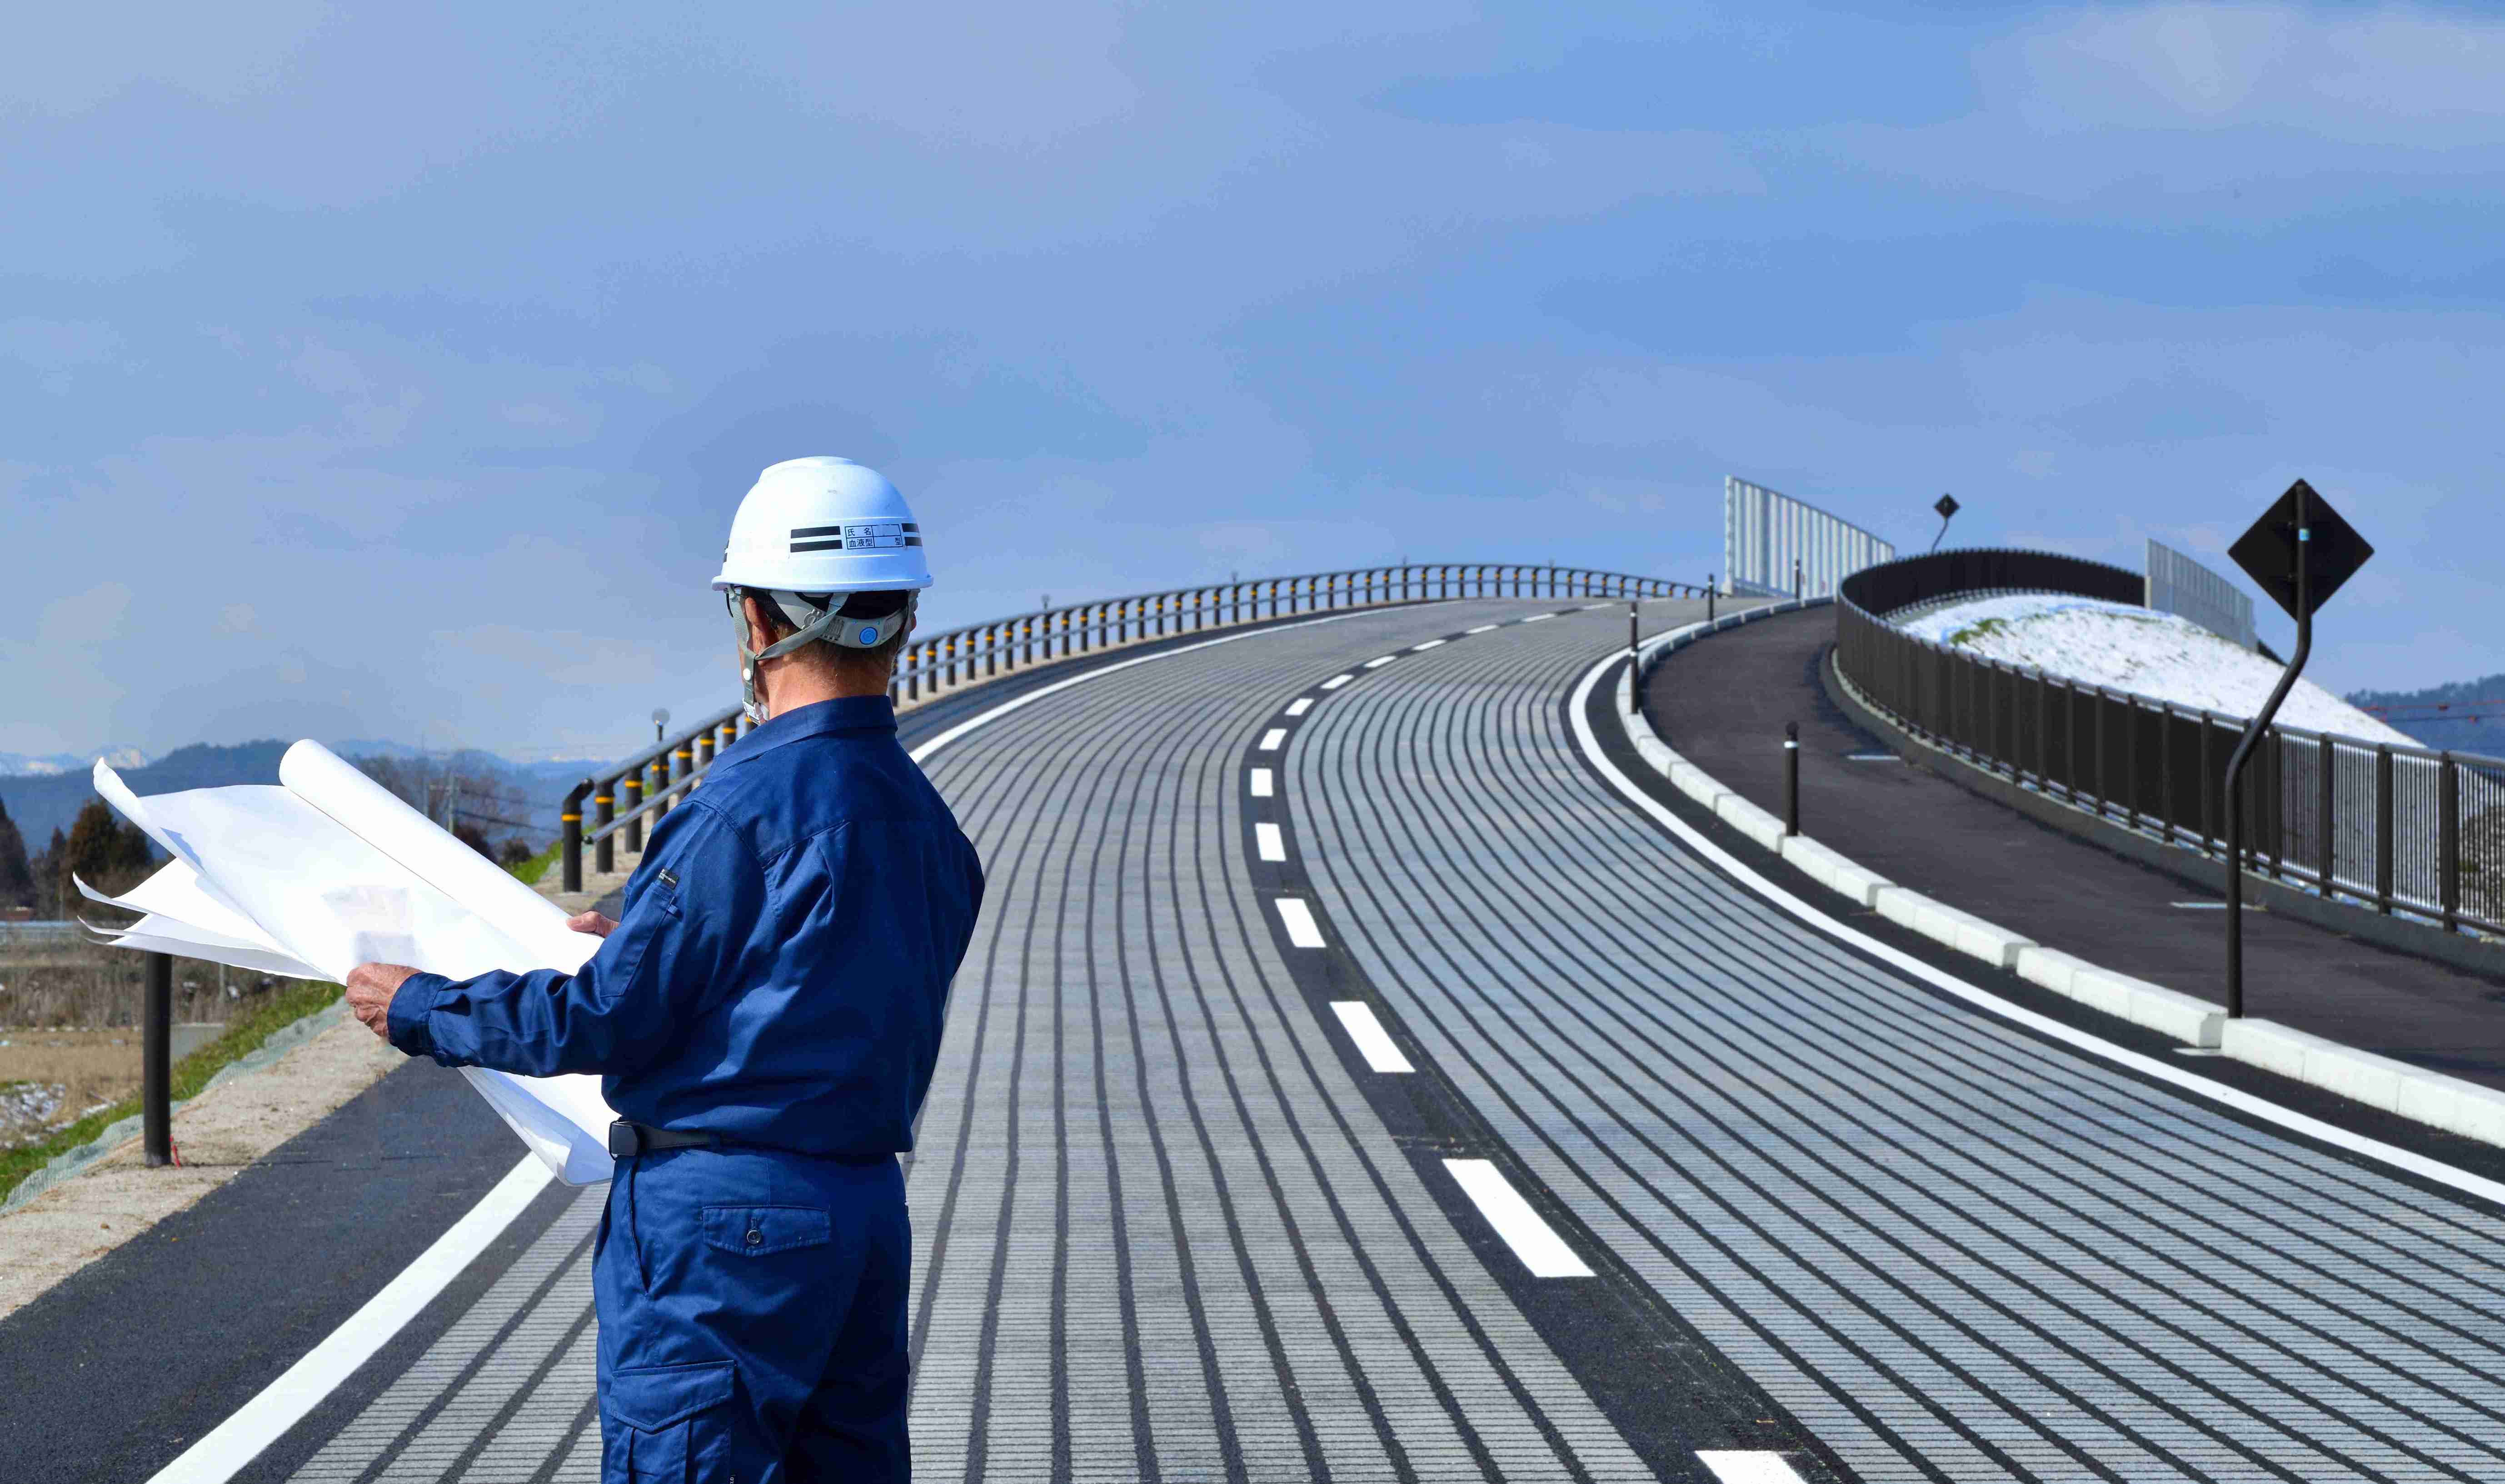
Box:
[96,597,2505,1483]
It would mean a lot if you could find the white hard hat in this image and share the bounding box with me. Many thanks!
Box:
[712,456,932,594]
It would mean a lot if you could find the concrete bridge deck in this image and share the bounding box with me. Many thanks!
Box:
[11,597,2505,1482]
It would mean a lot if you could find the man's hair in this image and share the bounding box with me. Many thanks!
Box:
[744,588,911,677]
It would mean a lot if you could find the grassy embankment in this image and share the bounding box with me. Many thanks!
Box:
[0,843,562,1201]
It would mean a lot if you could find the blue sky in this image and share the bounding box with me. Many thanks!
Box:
[6,1,2502,759]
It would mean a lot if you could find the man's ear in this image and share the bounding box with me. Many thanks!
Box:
[741,594,781,654]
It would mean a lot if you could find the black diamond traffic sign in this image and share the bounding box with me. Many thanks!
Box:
[1934,493,1960,520]
[2227,478,2372,622]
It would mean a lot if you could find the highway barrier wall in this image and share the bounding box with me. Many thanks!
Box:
[2145,536,2257,651]
[1834,548,2505,941]
[1722,476,1896,600]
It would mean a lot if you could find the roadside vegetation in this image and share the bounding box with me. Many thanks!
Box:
[0,979,341,1202]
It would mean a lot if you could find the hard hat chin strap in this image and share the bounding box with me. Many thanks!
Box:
[730,589,918,722]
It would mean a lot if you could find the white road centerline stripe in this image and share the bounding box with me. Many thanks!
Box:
[1411,639,1445,651]
[1254,822,1286,861]
[1444,1159,1592,1277]
[1249,767,1273,797]
[146,1155,554,1484]
[1284,697,1314,717]
[1364,655,1397,668]
[1330,1002,1414,1073]
[1465,624,1497,634]
[1697,1451,1809,1484]
[1567,642,2505,1213]
[1523,613,1555,622]
[1259,728,1287,751]
[1322,674,1354,690]
[1273,896,1326,948]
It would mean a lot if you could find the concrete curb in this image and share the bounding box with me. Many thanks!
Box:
[1619,620,2505,1145]
[0,997,349,1214]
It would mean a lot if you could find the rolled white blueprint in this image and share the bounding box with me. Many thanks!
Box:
[90,746,620,1184]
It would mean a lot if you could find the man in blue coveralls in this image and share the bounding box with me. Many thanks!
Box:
[344,456,983,1483]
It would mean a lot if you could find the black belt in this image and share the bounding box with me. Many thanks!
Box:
[607,1119,722,1158]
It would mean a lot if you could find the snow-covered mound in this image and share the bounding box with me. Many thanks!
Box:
[1896,594,2415,747]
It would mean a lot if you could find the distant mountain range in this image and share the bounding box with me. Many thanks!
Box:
[0,746,153,778]
[2346,673,2505,761]
[0,738,634,857]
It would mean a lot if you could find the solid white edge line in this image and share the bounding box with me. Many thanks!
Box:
[1274,896,1327,948]
[1443,1159,1592,1276]
[1566,646,2505,1213]
[1322,674,1354,689]
[1249,768,1274,797]
[1330,1001,1415,1073]
[1284,697,1314,717]
[1254,822,1287,862]
[147,1155,554,1484]
[171,605,1403,1481]
[1259,728,1287,751]
[1696,1450,1809,1484]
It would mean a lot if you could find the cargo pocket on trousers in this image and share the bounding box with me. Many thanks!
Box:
[604,1359,735,1482]
[702,1204,831,1257]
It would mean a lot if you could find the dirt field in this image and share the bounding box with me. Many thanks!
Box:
[0,1029,141,1150]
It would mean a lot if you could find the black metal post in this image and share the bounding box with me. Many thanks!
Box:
[560,780,590,892]
[2441,752,2461,933]
[1783,722,1801,837]
[1627,600,1639,714]
[2225,493,2315,1019]
[593,782,615,875]
[143,951,171,1166]
[2318,733,2336,897]
[1706,576,1716,622]
[622,773,644,855]
[2375,744,2395,914]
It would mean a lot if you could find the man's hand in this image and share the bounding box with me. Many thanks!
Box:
[568,911,619,938]
[346,962,419,1042]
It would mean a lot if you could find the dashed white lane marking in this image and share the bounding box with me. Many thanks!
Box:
[1364,655,1397,668]
[2171,901,2226,910]
[1273,896,1327,948]
[146,1155,554,1484]
[1259,728,1287,751]
[1580,603,1613,611]
[1443,1159,1592,1278]
[1255,822,1286,862]
[1465,624,1498,634]
[1249,767,1274,797]
[1329,1002,1414,1073]
[1523,613,1555,623]
[1696,1451,1809,1484]
[1411,639,1445,651]
[1284,697,1314,717]
[1322,674,1354,690]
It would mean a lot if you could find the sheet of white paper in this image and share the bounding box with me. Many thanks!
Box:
[78,860,299,961]
[94,750,620,1184]
[101,915,331,980]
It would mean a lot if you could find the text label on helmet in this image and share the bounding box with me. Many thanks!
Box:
[790,521,922,553]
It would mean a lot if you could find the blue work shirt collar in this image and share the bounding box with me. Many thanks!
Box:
[727,695,898,763]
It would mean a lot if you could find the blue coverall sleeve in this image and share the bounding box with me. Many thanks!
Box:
[386,801,764,1076]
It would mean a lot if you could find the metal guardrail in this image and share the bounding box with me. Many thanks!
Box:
[559,562,1702,891]
[1834,549,2505,937]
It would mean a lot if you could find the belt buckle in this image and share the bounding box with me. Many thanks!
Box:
[605,1119,640,1158]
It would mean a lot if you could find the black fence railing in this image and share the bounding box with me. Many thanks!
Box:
[560,562,1702,890]
[1834,549,2505,937]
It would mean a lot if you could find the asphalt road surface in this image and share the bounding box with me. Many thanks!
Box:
[15,597,2505,1483]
